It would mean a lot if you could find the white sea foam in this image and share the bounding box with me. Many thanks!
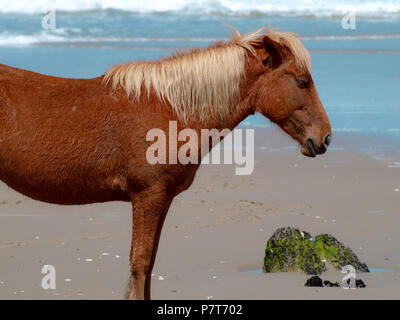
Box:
[0,30,226,46]
[0,31,64,46]
[0,0,399,18]
[302,34,400,41]
[3,30,400,47]
[333,128,363,132]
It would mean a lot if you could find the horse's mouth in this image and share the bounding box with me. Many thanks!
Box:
[301,138,327,158]
[301,144,316,157]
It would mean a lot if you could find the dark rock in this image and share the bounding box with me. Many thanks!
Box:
[323,280,340,287]
[306,277,366,288]
[305,276,323,287]
[342,278,367,288]
[355,279,366,288]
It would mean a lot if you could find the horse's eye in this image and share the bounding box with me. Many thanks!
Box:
[296,77,308,89]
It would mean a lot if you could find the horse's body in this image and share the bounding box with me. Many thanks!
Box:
[0,64,171,204]
[0,28,331,299]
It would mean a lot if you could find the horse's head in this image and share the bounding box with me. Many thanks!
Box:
[248,32,331,157]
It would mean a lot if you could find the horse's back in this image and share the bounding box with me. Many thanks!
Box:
[0,63,102,103]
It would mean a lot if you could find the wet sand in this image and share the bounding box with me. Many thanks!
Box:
[0,127,400,299]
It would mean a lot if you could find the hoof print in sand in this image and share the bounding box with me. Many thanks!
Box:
[263,227,369,275]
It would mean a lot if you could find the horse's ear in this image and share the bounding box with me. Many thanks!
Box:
[262,36,283,68]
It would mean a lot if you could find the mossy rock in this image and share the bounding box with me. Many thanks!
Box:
[263,227,326,274]
[263,227,369,275]
[313,234,369,272]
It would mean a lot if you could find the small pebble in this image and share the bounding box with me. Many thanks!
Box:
[315,216,320,219]
[394,188,400,192]
[158,276,165,281]
[85,259,93,262]
[102,252,110,256]
[115,255,121,259]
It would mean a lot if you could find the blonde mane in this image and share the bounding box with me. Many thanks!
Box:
[103,27,311,124]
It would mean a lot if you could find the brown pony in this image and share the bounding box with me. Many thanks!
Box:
[0,27,331,299]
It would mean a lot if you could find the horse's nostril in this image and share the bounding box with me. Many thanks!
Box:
[306,138,317,156]
[306,137,327,156]
[324,134,331,147]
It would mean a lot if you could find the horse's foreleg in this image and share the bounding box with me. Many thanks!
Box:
[125,189,172,300]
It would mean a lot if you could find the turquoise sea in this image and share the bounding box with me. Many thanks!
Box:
[0,0,399,155]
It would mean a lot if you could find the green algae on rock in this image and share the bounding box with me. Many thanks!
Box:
[263,227,369,275]
[312,234,369,272]
[263,227,326,274]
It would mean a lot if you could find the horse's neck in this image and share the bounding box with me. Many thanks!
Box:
[187,103,253,132]
[223,101,254,130]
[214,56,259,130]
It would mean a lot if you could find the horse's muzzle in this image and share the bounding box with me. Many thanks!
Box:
[301,134,331,157]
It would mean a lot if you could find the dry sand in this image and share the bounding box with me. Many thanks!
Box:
[0,127,400,299]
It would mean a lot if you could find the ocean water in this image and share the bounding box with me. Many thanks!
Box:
[0,0,399,143]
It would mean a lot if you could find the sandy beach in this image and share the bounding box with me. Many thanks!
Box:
[0,127,399,299]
